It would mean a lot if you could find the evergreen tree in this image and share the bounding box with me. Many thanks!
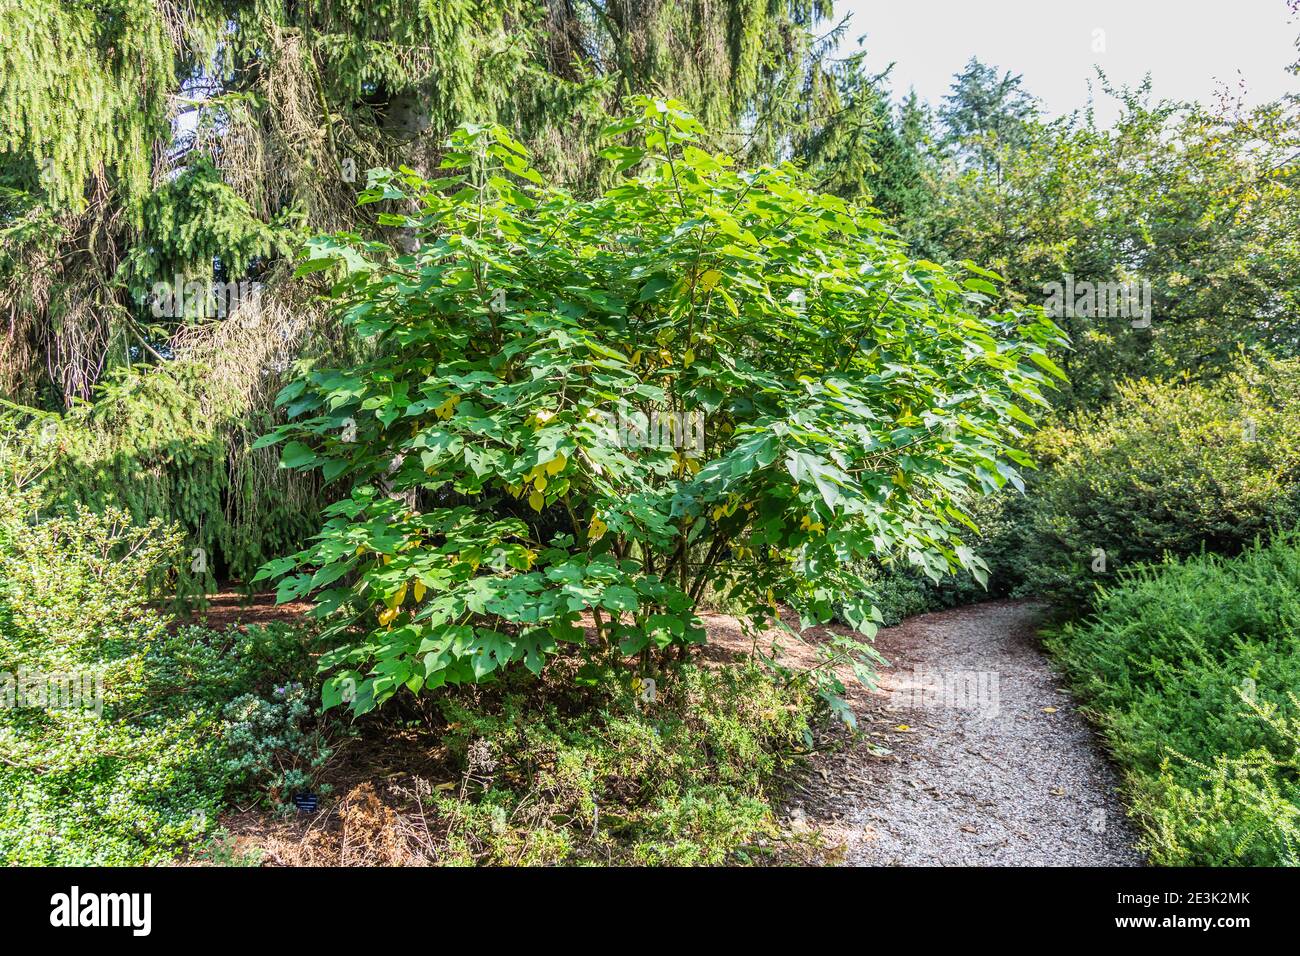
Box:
[938,57,1039,174]
[0,0,844,583]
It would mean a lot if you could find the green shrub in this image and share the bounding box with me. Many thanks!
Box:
[1047,535,1300,865]
[1141,700,1300,866]
[153,621,318,709]
[256,99,1065,721]
[0,422,322,863]
[221,683,335,809]
[0,495,223,863]
[982,357,1300,609]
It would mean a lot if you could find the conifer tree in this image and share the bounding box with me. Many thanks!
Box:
[0,0,844,582]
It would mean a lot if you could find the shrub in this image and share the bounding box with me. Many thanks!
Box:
[154,621,319,709]
[256,98,1065,719]
[0,417,322,863]
[221,683,334,809]
[0,489,222,863]
[991,357,1300,609]
[1047,534,1300,865]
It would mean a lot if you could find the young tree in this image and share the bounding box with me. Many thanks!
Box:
[939,57,1040,174]
[256,99,1066,719]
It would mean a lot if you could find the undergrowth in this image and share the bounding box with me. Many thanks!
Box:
[1047,534,1300,865]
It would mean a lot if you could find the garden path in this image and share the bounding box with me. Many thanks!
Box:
[728,601,1146,865]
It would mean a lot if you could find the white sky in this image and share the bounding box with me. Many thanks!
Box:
[834,0,1298,124]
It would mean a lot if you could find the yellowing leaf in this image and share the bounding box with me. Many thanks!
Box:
[528,489,544,512]
[413,580,426,602]
[698,269,722,292]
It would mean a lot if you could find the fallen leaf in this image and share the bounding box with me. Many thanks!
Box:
[1042,706,1058,713]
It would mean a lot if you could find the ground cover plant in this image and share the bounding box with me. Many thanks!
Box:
[1048,535,1300,865]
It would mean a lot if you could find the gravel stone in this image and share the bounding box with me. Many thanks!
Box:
[799,601,1145,866]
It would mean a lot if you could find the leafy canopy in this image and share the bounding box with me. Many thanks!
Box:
[256,96,1066,717]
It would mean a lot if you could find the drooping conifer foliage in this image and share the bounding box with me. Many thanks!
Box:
[0,0,848,580]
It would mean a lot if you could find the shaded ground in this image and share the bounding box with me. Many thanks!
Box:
[172,590,312,631]
[707,601,1143,866]
[195,597,1143,866]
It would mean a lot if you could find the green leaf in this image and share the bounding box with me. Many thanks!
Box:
[601,585,639,613]
[280,441,317,469]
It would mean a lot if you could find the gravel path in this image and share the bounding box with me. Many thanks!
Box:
[788,600,1144,866]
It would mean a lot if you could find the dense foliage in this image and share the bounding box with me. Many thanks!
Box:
[1048,536,1300,865]
[969,358,1300,608]
[881,67,1300,409]
[0,416,327,863]
[255,99,1064,719]
[0,446,208,861]
[0,0,845,405]
[2,0,860,584]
